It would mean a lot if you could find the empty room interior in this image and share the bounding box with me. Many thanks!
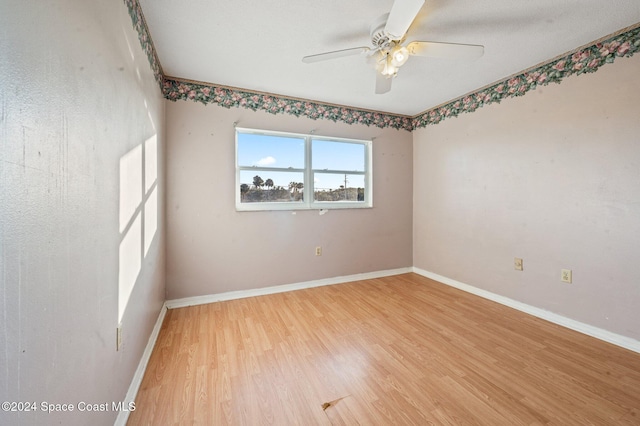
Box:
[2,0,640,424]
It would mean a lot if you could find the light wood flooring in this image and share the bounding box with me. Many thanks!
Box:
[128,273,640,425]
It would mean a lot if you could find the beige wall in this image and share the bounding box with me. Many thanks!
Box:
[0,1,165,424]
[165,100,413,299]
[413,53,640,340]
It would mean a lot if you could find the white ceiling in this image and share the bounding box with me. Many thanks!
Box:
[139,0,640,116]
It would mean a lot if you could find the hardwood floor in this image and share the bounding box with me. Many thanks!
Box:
[128,273,640,425]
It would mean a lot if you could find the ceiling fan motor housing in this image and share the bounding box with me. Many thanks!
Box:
[370,13,395,50]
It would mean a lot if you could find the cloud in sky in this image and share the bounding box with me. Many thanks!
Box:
[254,156,276,166]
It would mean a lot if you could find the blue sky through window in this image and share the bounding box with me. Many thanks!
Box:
[237,133,304,169]
[238,132,366,190]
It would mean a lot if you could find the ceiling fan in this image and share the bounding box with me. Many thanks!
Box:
[302,0,484,94]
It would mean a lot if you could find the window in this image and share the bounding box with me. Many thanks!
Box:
[236,127,372,211]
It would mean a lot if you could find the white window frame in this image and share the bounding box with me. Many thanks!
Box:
[235,127,372,211]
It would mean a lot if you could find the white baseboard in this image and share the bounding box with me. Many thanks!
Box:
[165,267,413,309]
[115,303,168,426]
[412,267,640,354]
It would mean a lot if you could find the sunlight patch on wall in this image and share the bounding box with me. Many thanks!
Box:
[119,145,143,233]
[144,187,157,256]
[118,135,158,323]
[145,134,157,191]
[119,212,141,322]
[144,134,158,256]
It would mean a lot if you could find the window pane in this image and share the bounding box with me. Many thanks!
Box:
[312,139,365,171]
[239,171,304,203]
[313,173,366,202]
[236,128,371,210]
[237,132,304,168]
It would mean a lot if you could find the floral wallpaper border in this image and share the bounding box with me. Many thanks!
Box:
[412,24,640,129]
[123,0,164,86]
[161,79,414,131]
[124,0,639,131]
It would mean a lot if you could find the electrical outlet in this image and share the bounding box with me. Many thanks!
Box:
[315,246,322,256]
[561,269,572,283]
[514,257,523,271]
[117,326,122,351]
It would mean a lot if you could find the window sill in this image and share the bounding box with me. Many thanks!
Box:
[235,202,372,212]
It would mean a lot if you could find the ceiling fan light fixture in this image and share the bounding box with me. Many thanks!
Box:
[391,46,409,67]
[380,54,398,77]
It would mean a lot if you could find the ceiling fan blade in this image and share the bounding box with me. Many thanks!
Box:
[302,47,370,63]
[385,0,425,40]
[375,73,392,94]
[407,41,484,59]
